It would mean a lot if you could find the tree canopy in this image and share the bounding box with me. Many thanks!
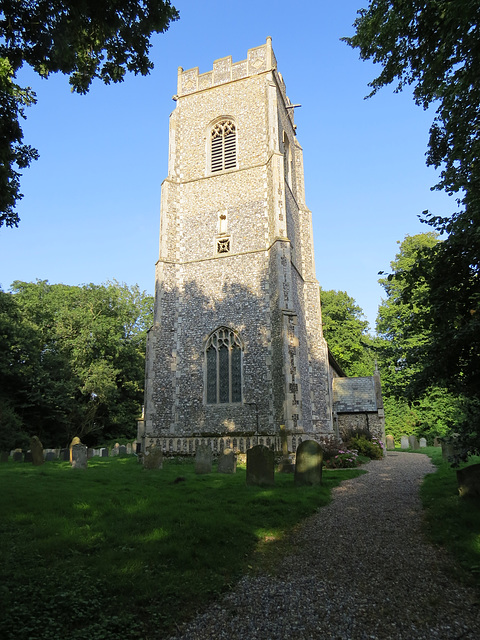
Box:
[0,280,153,449]
[0,0,179,228]
[345,1,480,410]
[320,288,375,377]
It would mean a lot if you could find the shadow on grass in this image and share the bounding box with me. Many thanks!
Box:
[0,457,365,640]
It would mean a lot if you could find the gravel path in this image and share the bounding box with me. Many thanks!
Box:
[168,452,480,639]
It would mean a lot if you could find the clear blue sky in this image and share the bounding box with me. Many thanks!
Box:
[0,0,453,330]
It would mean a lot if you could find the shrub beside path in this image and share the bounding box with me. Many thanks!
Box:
[168,452,480,639]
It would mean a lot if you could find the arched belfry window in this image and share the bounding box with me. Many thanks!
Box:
[211,120,236,172]
[205,327,242,404]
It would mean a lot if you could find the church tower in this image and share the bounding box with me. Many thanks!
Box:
[142,38,338,453]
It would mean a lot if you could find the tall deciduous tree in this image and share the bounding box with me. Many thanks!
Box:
[0,280,153,447]
[320,288,375,377]
[345,0,480,415]
[0,0,179,228]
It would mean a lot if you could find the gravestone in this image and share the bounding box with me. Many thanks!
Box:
[419,437,427,448]
[60,448,69,461]
[217,448,236,474]
[143,446,163,470]
[87,448,95,459]
[294,440,323,486]
[118,445,127,456]
[408,435,419,450]
[278,424,295,473]
[44,451,55,462]
[400,436,409,449]
[71,444,88,469]
[111,444,119,457]
[457,463,480,498]
[101,448,109,457]
[195,444,212,474]
[24,451,33,463]
[30,437,44,465]
[0,451,9,463]
[386,435,395,450]
[13,450,23,462]
[69,437,81,462]
[246,445,274,486]
[126,443,132,455]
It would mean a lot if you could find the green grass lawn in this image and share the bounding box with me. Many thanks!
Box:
[0,456,364,640]
[418,447,480,586]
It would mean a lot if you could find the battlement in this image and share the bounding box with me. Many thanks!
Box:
[176,37,279,97]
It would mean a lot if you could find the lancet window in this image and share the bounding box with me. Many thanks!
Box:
[211,120,236,172]
[205,327,242,404]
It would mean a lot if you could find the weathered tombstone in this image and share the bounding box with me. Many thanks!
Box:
[142,446,163,470]
[217,448,236,474]
[278,424,295,473]
[408,435,419,450]
[457,464,480,498]
[87,448,95,459]
[386,434,395,450]
[71,444,88,469]
[13,449,23,462]
[126,443,132,455]
[195,444,212,474]
[69,437,81,462]
[246,444,274,486]
[110,444,119,457]
[118,445,127,456]
[44,451,55,462]
[0,451,9,463]
[101,447,109,457]
[419,437,427,448]
[294,440,323,486]
[400,436,409,449]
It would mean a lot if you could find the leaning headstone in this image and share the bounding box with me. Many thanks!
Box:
[0,451,9,463]
[386,435,395,450]
[13,449,23,462]
[419,437,427,448]
[294,440,323,486]
[400,436,409,449]
[217,448,236,474]
[71,444,88,470]
[143,446,163,470]
[408,435,419,450]
[30,436,44,465]
[246,445,274,486]
[118,445,127,456]
[195,444,212,474]
[457,463,480,498]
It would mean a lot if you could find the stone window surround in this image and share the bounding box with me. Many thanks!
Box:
[204,326,244,405]
[206,116,238,176]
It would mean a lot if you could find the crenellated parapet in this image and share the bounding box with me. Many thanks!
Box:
[176,37,277,97]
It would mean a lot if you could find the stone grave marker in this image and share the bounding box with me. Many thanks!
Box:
[69,437,81,462]
[386,435,395,450]
[87,448,95,459]
[126,443,132,455]
[118,445,127,456]
[246,444,274,486]
[143,446,163,470]
[195,444,212,474]
[217,448,236,474]
[294,440,323,486]
[111,443,120,457]
[44,451,55,462]
[408,435,419,450]
[419,437,427,448]
[101,448,109,457]
[30,436,44,466]
[400,436,409,449]
[60,448,69,461]
[71,444,88,469]
[13,450,23,462]
[24,451,33,463]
